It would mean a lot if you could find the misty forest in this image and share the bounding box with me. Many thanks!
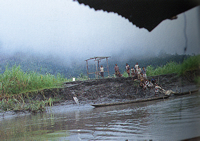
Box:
[0,52,194,78]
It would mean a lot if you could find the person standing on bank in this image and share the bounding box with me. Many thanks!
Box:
[114,64,121,77]
[142,67,147,79]
[125,63,130,77]
[137,66,142,79]
[100,65,104,78]
[131,67,135,79]
[134,62,139,78]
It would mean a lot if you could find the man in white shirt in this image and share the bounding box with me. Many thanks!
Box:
[100,65,104,78]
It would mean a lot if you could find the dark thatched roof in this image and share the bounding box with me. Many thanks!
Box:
[74,0,200,32]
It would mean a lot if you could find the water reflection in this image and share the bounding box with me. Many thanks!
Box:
[0,92,200,141]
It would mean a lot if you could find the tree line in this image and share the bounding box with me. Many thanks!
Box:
[0,52,191,78]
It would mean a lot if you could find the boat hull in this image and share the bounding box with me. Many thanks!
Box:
[92,95,169,108]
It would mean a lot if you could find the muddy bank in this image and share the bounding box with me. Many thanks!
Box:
[62,73,198,104]
[25,73,197,105]
[0,73,199,115]
[11,72,198,107]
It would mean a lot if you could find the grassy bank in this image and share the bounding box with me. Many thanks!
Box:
[0,55,199,112]
[0,65,68,96]
[0,65,67,112]
[121,55,199,78]
[122,55,200,86]
[146,55,200,76]
[0,65,90,112]
[146,55,200,87]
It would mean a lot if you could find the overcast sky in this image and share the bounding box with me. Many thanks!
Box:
[0,0,199,62]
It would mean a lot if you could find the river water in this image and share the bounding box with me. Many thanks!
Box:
[0,92,200,141]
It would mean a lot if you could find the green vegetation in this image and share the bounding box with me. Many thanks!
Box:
[77,72,88,81]
[179,55,200,75]
[0,64,67,96]
[146,61,181,76]
[0,65,67,112]
[146,55,200,76]
[122,71,129,77]
[0,54,199,113]
[0,52,190,79]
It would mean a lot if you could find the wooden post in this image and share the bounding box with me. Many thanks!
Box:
[98,60,100,79]
[106,57,109,77]
[86,60,89,80]
[85,56,110,80]
[95,58,98,79]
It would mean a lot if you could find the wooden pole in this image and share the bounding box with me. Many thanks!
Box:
[95,58,98,79]
[106,57,109,77]
[98,60,100,79]
[86,60,89,80]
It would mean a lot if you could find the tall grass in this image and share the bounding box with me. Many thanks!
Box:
[0,65,68,96]
[179,55,200,75]
[146,61,181,76]
[146,55,200,76]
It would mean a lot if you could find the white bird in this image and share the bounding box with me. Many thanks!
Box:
[73,96,79,105]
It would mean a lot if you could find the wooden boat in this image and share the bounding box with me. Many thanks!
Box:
[173,89,199,96]
[91,95,169,108]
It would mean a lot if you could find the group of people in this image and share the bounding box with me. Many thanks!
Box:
[113,62,147,79]
[114,63,159,96]
[140,77,160,96]
[138,77,161,97]
[125,62,147,79]
[100,63,161,96]
[99,62,146,79]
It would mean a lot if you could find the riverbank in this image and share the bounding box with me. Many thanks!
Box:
[1,55,199,112]
[60,72,198,105]
[0,71,199,113]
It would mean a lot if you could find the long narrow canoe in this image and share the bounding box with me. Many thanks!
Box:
[91,95,169,108]
[173,89,199,96]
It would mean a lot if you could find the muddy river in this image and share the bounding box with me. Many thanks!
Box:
[1,92,200,141]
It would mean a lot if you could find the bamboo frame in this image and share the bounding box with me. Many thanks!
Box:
[85,56,110,80]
